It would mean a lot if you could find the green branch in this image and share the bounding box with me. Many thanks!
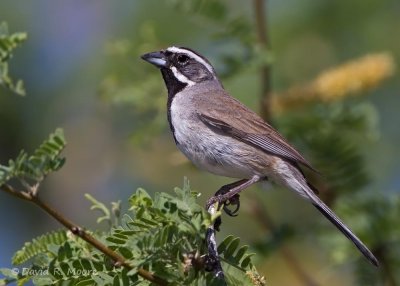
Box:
[0,183,168,286]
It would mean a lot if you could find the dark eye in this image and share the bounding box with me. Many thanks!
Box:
[177,54,189,64]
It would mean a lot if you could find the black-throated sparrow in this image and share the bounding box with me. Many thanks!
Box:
[141,46,378,267]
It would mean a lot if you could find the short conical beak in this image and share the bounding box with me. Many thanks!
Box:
[141,51,168,68]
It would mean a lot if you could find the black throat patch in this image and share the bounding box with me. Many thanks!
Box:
[161,68,187,144]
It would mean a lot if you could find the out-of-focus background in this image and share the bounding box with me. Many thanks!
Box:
[1,1,399,285]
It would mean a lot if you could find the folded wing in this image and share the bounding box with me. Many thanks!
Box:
[195,91,317,172]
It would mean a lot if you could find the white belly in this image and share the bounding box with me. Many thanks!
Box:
[170,94,258,179]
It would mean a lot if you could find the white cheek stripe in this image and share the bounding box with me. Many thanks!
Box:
[171,66,195,86]
[167,46,215,75]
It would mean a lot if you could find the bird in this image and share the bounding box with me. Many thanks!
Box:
[141,46,379,267]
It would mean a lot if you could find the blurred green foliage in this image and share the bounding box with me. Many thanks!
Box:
[277,102,375,195]
[0,22,26,96]
[332,193,400,285]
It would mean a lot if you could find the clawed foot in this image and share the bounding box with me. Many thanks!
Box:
[222,194,240,217]
[206,193,241,217]
[206,193,241,232]
[206,179,245,219]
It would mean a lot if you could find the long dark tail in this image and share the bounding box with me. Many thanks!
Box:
[303,185,379,267]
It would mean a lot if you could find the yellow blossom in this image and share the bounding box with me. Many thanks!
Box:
[272,52,396,114]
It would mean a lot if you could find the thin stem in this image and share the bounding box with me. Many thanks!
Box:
[253,0,272,121]
[205,201,226,284]
[0,184,168,286]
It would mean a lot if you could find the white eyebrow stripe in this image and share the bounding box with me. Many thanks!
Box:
[167,46,215,75]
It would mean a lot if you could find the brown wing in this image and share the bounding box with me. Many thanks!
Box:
[195,90,317,172]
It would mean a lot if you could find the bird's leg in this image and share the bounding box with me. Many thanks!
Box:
[214,179,248,218]
[207,179,248,235]
[207,175,262,217]
[204,176,262,280]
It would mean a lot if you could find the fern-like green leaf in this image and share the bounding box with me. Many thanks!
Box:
[0,22,27,96]
[12,230,68,265]
[0,128,66,186]
[6,179,263,285]
[85,194,111,225]
[218,235,256,271]
[217,235,235,254]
